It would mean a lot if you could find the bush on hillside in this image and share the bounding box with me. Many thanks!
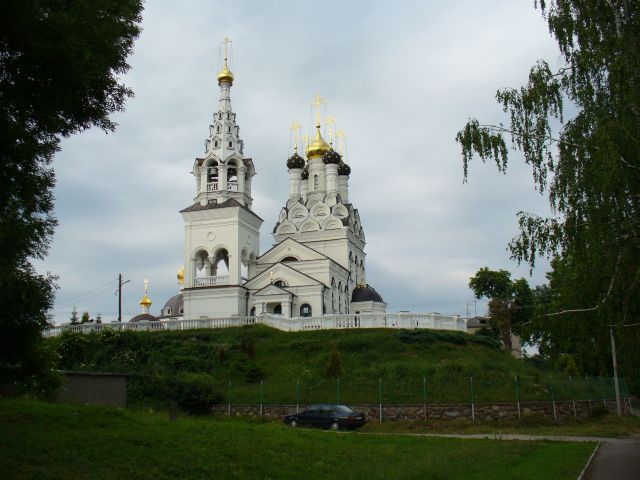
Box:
[325,343,343,378]
[171,372,223,414]
[397,330,500,349]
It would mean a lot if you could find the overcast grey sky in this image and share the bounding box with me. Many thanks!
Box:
[38,0,563,323]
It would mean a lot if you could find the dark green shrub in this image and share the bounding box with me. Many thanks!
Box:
[56,331,91,369]
[468,335,501,349]
[171,372,222,414]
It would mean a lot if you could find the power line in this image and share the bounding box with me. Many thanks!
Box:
[55,279,118,309]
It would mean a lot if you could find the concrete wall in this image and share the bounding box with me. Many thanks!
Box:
[56,371,129,408]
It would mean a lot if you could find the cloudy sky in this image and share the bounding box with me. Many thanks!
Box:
[37,0,563,324]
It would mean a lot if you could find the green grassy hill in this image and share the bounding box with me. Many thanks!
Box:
[50,326,618,409]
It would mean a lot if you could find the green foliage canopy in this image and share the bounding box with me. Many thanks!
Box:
[0,0,143,388]
[456,1,640,384]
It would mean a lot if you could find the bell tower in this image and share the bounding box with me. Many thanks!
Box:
[180,38,263,319]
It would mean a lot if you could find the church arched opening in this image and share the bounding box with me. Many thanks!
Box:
[300,304,312,317]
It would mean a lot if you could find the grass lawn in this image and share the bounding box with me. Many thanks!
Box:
[361,413,640,438]
[0,400,594,480]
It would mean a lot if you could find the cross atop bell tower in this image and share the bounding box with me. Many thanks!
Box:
[190,37,256,209]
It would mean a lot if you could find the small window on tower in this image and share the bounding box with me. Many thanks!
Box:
[217,125,220,133]
[229,141,233,148]
[214,141,218,148]
[227,126,231,133]
[227,113,230,119]
[218,113,222,120]
[314,175,319,189]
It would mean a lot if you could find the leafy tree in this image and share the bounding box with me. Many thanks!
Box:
[469,268,532,351]
[80,311,91,324]
[0,0,143,390]
[456,1,640,385]
[69,307,80,325]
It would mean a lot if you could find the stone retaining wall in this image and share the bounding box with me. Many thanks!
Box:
[211,398,632,422]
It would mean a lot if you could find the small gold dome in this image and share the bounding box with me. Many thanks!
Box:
[177,266,185,285]
[306,125,331,159]
[217,59,234,86]
[139,294,152,307]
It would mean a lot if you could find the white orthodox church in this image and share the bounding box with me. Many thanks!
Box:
[131,41,386,323]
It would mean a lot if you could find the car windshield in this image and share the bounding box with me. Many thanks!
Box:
[334,405,355,414]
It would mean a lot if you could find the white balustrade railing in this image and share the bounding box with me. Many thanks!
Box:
[207,182,219,192]
[227,182,238,192]
[191,276,229,287]
[43,313,466,338]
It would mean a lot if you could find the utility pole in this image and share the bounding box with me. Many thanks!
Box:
[117,274,131,322]
[610,328,622,416]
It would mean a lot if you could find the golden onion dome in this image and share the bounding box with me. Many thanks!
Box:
[306,125,331,159]
[139,294,152,307]
[217,58,234,86]
[177,266,185,285]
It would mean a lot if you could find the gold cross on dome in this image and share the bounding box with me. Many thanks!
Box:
[143,278,149,294]
[222,36,231,59]
[290,120,302,131]
[312,94,326,106]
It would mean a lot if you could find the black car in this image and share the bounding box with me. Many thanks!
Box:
[284,404,366,430]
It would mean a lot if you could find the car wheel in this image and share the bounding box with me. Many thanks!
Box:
[330,421,339,431]
[290,419,298,428]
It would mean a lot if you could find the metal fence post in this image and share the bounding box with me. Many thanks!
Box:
[296,379,300,413]
[515,374,521,419]
[228,380,231,416]
[570,376,577,418]
[549,376,557,421]
[379,378,383,423]
[337,378,340,403]
[423,376,427,421]
[470,376,475,421]
[260,380,264,417]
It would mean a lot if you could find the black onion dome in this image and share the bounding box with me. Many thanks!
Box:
[351,284,384,303]
[337,161,351,176]
[322,148,341,165]
[301,165,309,180]
[287,152,305,169]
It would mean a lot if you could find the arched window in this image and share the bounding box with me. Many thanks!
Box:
[228,141,233,148]
[300,304,312,317]
[216,125,221,133]
[226,112,230,119]
[165,307,171,315]
[227,125,231,133]
[218,113,222,120]
[179,307,184,315]
[281,256,298,262]
[274,280,286,288]
[250,307,256,316]
[314,175,319,189]
[214,141,219,148]
[273,304,282,315]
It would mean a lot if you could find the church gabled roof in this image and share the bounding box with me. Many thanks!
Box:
[244,261,326,290]
[253,283,294,297]
[256,237,347,273]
